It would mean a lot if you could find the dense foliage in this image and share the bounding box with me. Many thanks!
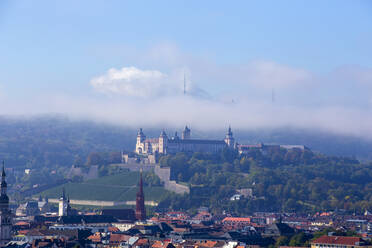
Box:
[272,228,360,247]
[2,115,372,170]
[1,115,372,213]
[0,116,135,168]
[158,148,372,214]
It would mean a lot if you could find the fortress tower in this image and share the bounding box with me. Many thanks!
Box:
[136,128,146,154]
[159,130,168,154]
[224,126,235,147]
[182,126,191,140]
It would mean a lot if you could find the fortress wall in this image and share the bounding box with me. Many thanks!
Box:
[154,165,189,194]
[37,198,158,207]
[154,165,170,182]
[124,201,158,206]
[86,165,99,180]
[111,163,155,172]
[166,181,190,194]
[110,163,189,195]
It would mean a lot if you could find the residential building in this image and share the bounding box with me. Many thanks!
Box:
[311,235,372,248]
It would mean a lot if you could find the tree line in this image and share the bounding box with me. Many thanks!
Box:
[157,147,372,214]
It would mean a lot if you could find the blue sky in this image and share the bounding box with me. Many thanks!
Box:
[0,1,372,136]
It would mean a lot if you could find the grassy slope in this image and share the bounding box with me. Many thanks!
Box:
[39,171,169,202]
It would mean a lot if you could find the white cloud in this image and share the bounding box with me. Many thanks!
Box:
[73,43,372,140]
[90,66,208,98]
[2,43,372,140]
[333,65,372,86]
[4,93,372,140]
[90,66,167,97]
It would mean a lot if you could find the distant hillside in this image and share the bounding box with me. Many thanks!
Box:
[157,150,372,214]
[38,171,170,202]
[234,128,372,160]
[1,115,372,169]
[0,116,135,168]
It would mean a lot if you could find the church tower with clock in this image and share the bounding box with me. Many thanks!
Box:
[0,163,12,246]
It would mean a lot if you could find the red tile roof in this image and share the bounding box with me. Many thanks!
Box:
[152,240,173,248]
[222,217,251,223]
[195,240,218,248]
[312,235,362,246]
[134,238,149,246]
[18,230,29,235]
[15,221,30,226]
[110,233,130,243]
[108,226,120,232]
[87,232,101,243]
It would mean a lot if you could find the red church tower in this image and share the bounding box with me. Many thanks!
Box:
[135,169,146,221]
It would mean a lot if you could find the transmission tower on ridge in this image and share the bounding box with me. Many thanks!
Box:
[183,72,186,95]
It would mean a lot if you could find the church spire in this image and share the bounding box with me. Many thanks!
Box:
[135,169,146,221]
[61,187,66,200]
[139,169,143,195]
[59,188,69,216]
[1,161,5,178]
[0,161,11,246]
[1,161,7,195]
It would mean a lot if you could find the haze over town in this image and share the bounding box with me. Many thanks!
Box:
[0,1,372,138]
[2,1,372,247]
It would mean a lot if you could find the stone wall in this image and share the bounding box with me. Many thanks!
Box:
[110,163,155,172]
[154,165,189,194]
[34,198,158,207]
[109,163,189,195]
[67,165,98,180]
[154,165,170,182]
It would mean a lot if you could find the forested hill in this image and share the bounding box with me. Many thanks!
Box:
[158,149,372,214]
[0,116,135,168]
[1,115,372,168]
[235,128,372,161]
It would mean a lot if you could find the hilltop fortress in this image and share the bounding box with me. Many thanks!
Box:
[135,126,235,155]
[120,126,309,195]
[133,126,309,157]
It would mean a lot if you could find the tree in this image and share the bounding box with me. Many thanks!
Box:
[73,156,83,167]
[275,236,289,247]
[144,172,162,186]
[108,152,122,164]
[289,233,310,247]
[239,157,250,173]
[98,165,108,177]
[72,175,83,183]
[221,148,238,163]
[86,152,103,166]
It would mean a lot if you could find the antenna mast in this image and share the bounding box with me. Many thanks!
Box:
[183,72,186,95]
